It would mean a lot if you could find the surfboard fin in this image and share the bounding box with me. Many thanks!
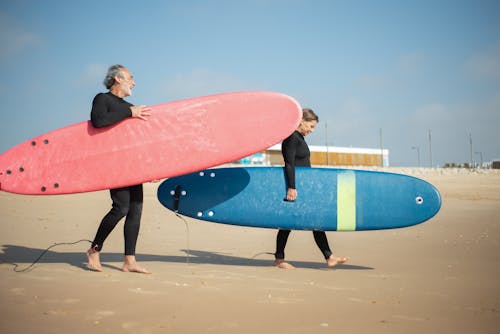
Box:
[173,185,182,212]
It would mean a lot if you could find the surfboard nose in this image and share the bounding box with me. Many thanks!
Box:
[407,179,442,228]
[424,182,442,220]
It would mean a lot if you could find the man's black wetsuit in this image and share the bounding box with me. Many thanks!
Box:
[90,92,143,256]
[91,92,133,127]
[275,131,333,260]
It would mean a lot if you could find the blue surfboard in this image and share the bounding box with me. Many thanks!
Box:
[157,167,441,231]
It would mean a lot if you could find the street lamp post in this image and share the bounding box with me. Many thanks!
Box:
[469,133,473,168]
[380,128,384,167]
[412,146,421,167]
[475,151,483,168]
[428,129,433,168]
[325,121,329,166]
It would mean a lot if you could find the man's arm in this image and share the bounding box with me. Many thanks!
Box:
[90,93,132,128]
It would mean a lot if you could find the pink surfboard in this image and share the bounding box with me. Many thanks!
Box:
[0,91,301,195]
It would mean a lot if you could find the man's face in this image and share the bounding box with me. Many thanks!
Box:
[117,68,135,97]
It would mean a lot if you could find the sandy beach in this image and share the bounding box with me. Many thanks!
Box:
[1,168,499,333]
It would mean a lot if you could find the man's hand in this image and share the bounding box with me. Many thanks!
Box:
[130,105,152,120]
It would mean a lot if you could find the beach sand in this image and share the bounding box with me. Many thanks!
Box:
[1,168,499,333]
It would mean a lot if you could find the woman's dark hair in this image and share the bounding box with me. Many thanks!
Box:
[302,108,319,122]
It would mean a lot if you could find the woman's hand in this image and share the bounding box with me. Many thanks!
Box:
[286,188,297,201]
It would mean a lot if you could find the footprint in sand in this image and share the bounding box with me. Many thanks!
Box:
[63,298,80,304]
[348,297,377,304]
[392,314,426,322]
[10,288,25,295]
[121,321,141,331]
[128,287,153,294]
[95,310,116,318]
[44,309,69,316]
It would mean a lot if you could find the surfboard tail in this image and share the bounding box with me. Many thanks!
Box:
[0,164,6,192]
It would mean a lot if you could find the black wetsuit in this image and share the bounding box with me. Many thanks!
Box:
[275,131,333,260]
[90,92,143,256]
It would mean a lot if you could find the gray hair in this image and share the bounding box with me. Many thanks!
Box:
[103,64,125,89]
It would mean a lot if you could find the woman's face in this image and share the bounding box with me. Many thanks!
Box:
[297,119,317,137]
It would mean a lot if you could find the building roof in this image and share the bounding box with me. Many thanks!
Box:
[267,144,389,155]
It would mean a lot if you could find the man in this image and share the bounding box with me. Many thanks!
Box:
[86,64,152,274]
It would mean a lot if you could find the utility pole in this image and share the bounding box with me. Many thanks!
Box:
[379,128,384,167]
[412,146,421,167]
[325,121,329,166]
[475,151,483,168]
[428,129,433,168]
[469,133,473,168]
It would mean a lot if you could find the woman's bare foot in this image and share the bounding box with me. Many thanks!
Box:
[86,247,102,272]
[274,259,295,269]
[326,255,348,268]
[122,255,151,274]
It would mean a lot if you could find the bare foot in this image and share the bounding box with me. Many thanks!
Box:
[326,255,348,268]
[86,248,102,272]
[122,255,151,274]
[121,264,152,274]
[274,259,295,269]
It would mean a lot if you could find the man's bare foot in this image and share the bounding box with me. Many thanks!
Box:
[86,247,102,272]
[122,255,151,274]
[326,255,348,268]
[274,259,295,269]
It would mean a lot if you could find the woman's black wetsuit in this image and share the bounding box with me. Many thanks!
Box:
[275,131,333,260]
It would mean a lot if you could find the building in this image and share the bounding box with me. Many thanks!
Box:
[238,144,390,167]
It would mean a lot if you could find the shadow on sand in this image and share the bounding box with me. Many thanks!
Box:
[0,244,374,272]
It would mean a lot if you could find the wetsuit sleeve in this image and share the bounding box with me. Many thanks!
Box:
[282,134,297,189]
[90,93,132,128]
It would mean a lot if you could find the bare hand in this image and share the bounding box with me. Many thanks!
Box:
[130,105,152,120]
[286,188,297,201]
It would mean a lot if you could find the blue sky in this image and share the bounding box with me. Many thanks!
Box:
[1,0,499,167]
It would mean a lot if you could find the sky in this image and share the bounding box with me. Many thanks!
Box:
[0,0,499,167]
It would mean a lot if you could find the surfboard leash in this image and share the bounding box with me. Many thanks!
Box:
[173,211,191,264]
[10,239,92,273]
[170,184,276,264]
[170,184,192,264]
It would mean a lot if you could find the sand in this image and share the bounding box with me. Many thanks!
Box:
[1,168,499,333]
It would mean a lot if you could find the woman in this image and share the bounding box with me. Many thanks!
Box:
[274,108,348,269]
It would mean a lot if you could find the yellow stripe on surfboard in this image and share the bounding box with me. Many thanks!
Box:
[337,171,356,231]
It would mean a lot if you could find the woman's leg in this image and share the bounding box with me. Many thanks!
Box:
[313,231,348,267]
